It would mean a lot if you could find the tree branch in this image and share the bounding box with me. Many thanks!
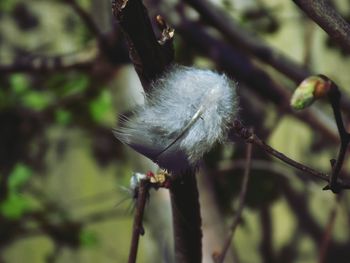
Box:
[112,0,174,91]
[175,20,340,143]
[63,0,103,39]
[128,180,149,263]
[292,0,350,53]
[112,1,201,262]
[169,171,202,263]
[213,143,252,263]
[185,0,309,83]
[232,120,350,190]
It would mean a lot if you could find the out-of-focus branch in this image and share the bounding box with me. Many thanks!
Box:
[293,0,350,53]
[260,205,274,263]
[0,46,97,73]
[175,19,339,143]
[178,0,350,115]
[185,0,309,83]
[213,143,252,263]
[63,0,103,39]
[112,0,174,91]
[319,195,341,263]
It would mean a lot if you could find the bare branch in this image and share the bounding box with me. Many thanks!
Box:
[293,0,350,53]
[319,195,341,263]
[169,171,202,263]
[213,143,252,263]
[63,0,103,39]
[185,0,309,82]
[112,0,174,91]
[232,120,350,190]
[128,180,149,263]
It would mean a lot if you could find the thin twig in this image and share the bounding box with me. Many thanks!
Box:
[232,120,350,190]
[185,0,309,82]
[293,0,350,53]
[319,195,341,263]
[213,142,252,263]
[128,180,149,263]
[63,0,102,39]
[175,19,340,143]
[324,78,350,192]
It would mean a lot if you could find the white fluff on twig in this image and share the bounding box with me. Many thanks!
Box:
[114,65,238,174]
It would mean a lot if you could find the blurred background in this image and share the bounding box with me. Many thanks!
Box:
[1,0,350,262]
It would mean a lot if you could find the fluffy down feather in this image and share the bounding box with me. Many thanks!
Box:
[114,65,238,174]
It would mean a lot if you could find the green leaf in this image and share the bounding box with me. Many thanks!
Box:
[0,193,32,220]
[79,230,98,247]
[89,90,113,123]
[22,91,52,111]
[0,0,17,12]
[8,163,32,192]
[62,75,89,96]
[10,74,29,94]
[55,109,72,125]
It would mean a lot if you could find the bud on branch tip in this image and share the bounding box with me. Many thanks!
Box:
[291,75,331,110]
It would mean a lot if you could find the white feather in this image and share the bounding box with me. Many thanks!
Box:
[114,65,239,174]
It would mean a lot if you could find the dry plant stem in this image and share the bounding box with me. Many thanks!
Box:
[213,143,252,263]
[128,180,149,263]
[232,120,350,190]
[170,171,202,263]
[293,0,350,53]
[319,195,341,263]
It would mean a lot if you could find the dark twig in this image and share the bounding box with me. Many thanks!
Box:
[128,180,149,263]
[112,1,202,262]
[260,205,274,263]
[169,171,202,263]
[232,120,350,190]
[175,19,340,143]
[213,143,252,263]
[320,77,350,192]
[63,0,103,39]
[182,0,350,115]
[319,195,341,263]
[112,0,174,91]
[185,0,309,82]
[292,0,350,53]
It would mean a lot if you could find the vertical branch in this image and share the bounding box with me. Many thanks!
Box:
[319,195,341,263]
[112,0,174,91]
[170,171,202,263]
[260,205,274,263]
[112,2,201,263]
[128,180,149,263]
[213,143,252,263]
[326,83,350,192]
